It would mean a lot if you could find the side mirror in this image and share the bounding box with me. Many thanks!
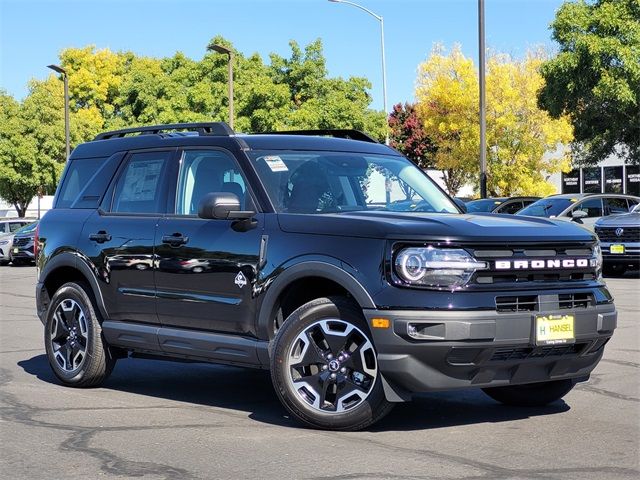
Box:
[198,192,255,220]
[453,197,467,213]
[570,209,588,220]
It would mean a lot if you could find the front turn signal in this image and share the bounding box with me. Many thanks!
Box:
[371,318,390,329]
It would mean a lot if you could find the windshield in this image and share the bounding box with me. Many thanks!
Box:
[466,198,505,213]
[14,222,37,235]
[250,151,459,214]
[517,198,573,217]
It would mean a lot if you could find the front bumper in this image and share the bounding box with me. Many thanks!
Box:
[364,303,616,400]
[600,241,640,266]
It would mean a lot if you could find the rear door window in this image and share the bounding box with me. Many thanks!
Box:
[111,151,171,214]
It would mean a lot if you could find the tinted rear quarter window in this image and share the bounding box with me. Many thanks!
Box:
[56,158,103,208]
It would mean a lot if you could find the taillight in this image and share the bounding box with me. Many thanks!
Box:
[34,224,39,259]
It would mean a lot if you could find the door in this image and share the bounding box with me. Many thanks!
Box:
[154,148,264,336]
[570,197,604,230]
[80,149,174,324]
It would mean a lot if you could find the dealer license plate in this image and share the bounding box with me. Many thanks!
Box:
[610,244,625,254]
[535,314,575,345]
[13,247,19,254]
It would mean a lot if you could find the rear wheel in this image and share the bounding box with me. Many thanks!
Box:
[270,297,393,430]
[482,379,575,407]
[44,282,116,387]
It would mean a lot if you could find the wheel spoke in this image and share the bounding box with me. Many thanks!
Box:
[317,322,350,355]
[50,311,69,342]
[335,378,368,412]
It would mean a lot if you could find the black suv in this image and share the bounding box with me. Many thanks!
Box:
[36,122,617,430]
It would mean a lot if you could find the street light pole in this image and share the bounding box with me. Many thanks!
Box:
[478,0,488,198]
[47,64,70,160]
[207,44,235,129]
[329,0,388,144]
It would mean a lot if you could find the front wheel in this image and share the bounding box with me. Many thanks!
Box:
[44,282,116,387]
[482,379,575,407]
[270,297,393,430]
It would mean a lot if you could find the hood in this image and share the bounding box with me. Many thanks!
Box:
[595,212,640,227]
[278,211,596,243]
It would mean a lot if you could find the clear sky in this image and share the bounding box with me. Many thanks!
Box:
[0,0,565,111]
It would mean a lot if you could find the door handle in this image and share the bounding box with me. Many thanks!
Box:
[161,233,188,247]
[89,231,112,243]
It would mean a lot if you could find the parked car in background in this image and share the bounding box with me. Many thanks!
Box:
[517,194,640,231]
[0,218,35,265]
[9,221,38,265]
[595,203,640,275]
[465,197,540,215]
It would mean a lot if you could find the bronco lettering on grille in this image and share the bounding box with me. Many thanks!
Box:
[495,259,593,270]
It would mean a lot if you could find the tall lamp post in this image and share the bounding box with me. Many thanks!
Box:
[478,0,488,198]
[329,0,388,144]
[207,44,235,129]
[47,64,70,160]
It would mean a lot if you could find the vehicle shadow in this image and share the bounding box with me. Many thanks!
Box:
[18,354,570,432]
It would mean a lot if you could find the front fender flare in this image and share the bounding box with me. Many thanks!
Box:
[38,251,109,322]
[256,260,376,343]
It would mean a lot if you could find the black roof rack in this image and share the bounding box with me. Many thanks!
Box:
[262,129,379,144]
[93,122,235,141]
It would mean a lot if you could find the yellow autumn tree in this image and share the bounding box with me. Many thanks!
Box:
[416,45,573,196]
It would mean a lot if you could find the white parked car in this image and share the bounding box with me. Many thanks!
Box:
[516,194,640,231]
[0,218,36,265]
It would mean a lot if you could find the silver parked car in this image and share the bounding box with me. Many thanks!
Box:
[0,219,35,265]
[595,203,640,275]
[516,193,640,231]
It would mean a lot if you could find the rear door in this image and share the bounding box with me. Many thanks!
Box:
[154,147,264,336]
[80,149,175,325]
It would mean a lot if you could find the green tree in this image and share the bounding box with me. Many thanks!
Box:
[1,37,387,214]
[0,88,64,216]
[538,0,640,164]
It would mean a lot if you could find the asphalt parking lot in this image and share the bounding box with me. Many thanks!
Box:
[1,265,638,480]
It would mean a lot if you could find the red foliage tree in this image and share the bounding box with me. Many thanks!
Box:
[388,102,434,168]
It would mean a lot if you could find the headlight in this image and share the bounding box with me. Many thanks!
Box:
[593,243,603,280]
[394,247,488,289]
[0,240,8,245]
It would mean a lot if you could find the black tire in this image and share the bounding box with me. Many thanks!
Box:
[44,281,116,387]
[482,379,575,407]
[270,296,394,431]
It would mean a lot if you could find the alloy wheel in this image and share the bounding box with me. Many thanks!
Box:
[285,319,377,414]
[49,299,89,372]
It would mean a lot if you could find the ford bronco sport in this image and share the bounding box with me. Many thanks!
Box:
[36,122,617,430]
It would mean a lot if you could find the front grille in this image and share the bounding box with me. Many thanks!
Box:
[13,237,30,247]
[471,243,596,286]
[490,343,586,362]
[595,227,640,242]
[495,293,594,313]
[496,295,537,312]
[558,293,593,309]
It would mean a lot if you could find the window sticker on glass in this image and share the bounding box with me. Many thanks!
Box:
[263,155,288,173]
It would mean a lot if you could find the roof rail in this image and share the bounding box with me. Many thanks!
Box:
[93,122,235,141]
[263,129,379,144]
